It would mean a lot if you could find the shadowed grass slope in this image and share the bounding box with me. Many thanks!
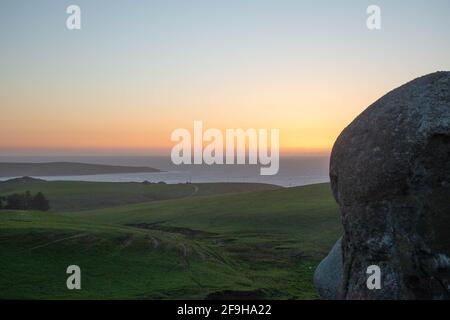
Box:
[0,183,341,299]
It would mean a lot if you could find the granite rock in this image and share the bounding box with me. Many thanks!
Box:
[330,71,450,299]
[314,238,343,300]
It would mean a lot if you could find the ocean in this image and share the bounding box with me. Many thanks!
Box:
[0,155,330,187]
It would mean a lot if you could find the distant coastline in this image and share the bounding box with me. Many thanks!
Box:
[0,162,161,177]
[0,156,330,186]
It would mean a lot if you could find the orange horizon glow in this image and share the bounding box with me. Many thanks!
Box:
[0,146,332,156]
[0,123,338,156]
[1,77,390,155]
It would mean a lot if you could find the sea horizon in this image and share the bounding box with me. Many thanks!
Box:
[0,155,330,187]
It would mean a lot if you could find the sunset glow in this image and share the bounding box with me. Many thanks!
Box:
[1,0,450,155]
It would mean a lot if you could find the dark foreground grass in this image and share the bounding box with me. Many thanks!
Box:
[0,182,341,299]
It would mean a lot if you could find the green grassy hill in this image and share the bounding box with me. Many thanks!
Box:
[0,180,280,211]
[0,182,341,299]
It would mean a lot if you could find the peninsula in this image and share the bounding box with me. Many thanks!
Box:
[0,162,160,177]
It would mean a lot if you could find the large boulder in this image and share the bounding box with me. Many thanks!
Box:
[330,71,450,299]
[314,238,343,299]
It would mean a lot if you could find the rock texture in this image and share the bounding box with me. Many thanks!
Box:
[330,71,450,299]
[314,238,343,299]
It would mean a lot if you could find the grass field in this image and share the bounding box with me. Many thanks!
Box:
[0,181,341,299]
[0,179,280,211]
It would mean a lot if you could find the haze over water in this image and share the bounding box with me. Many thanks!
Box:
[0,156,330,187]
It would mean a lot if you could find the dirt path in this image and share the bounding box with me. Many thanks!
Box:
[29,233,86,251]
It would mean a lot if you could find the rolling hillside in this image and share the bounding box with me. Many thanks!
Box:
[0,182,341,299]
[0,179,280,211]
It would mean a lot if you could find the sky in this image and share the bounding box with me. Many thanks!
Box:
[1,0,449,156]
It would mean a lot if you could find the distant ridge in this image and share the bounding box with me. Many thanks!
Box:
[1,176,46,183]
[0,162,160,177]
